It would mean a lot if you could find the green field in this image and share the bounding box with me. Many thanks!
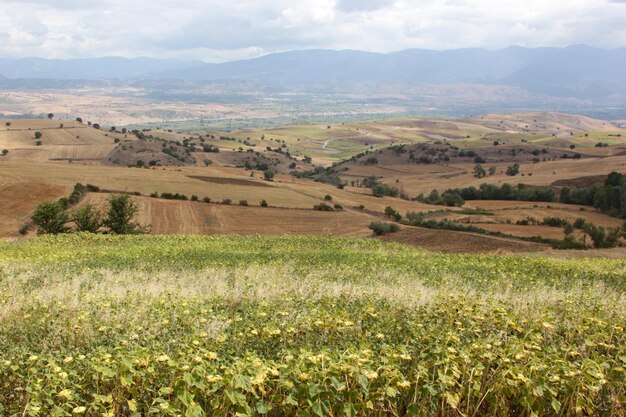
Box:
[1,235,625,416]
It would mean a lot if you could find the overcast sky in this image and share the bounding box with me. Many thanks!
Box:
[0,0,625,62]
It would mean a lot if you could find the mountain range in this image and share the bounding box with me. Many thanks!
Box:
[0,45,625,103]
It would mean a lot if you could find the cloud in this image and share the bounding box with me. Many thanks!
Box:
[0,0,624,61]
[336,0,395,12]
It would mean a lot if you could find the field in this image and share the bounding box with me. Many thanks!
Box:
[1,112,625,254]
[0,235,625,416]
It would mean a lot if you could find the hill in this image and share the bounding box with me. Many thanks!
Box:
[1,113,624,253]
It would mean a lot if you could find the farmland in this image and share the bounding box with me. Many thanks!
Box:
[1,112,625,254]
[0,234,625,416]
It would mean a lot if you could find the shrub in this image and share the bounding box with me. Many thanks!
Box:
[542,217,569,227]
[103,194,148,234]
[506,163,520,176]
[34,131,43,139]
[368,221,399,235]
[263,170,275,181]
[203,158,213,166]
[191,195,199,202]
[313,202,334,211]
[260,199,268,207]
[333,203,343,210]
[71,204,102,233]
[442,192,465,207]
[384,206,401,221]
[31,201,69,235]
[324,194,332,201]
[35,140,42,146]
[222,199,232,205]
[202,197,211,203]
[18,224,29,235]
[239,200,248,206]
[1,149,8,156]
[473,164,486,178]
[372,183,399,198]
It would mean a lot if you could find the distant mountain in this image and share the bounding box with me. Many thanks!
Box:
[1,46,625,103]
[154,45,626,100]
[0,57,202,80]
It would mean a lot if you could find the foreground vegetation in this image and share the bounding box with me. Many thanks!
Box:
[0,235,625,416]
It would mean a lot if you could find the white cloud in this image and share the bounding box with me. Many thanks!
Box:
[0,0,623,61]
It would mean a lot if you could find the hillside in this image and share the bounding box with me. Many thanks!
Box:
[1,112,624,253]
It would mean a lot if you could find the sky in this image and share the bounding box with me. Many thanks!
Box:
[0,0,625,62]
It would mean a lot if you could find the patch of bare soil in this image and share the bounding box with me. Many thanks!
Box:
[378,227,547,253]
[188,175,273,187]
[551,175,607,188]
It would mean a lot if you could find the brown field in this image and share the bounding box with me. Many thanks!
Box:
[82,193,374,236]
[378,227,548,253]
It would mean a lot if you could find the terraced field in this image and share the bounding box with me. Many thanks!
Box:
[0,235,624,416]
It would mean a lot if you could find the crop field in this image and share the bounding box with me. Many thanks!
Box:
[0,235,624,416]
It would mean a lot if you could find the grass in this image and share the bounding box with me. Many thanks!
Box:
[0,234,625,416]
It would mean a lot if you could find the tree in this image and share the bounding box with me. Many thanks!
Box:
[47,113,54,120]
[1,149,8,156]
[76,117,83,123]
[71,204,102,233]
[103,194,148,234]
[473,163,486,178]
[31,200,69,235]
[203,158,213,166]
[442,191,465,207]
[263,170,275,181]
[506,163,520,176]
[34,131,43,139]
[488,166,497,175]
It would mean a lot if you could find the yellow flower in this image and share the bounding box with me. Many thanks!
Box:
[72,406,86,414]
[58,389,72,400]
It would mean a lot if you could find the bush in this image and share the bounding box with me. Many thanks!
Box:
[263,170,275,181]
[103,194,148,234]
[442,192,465,207]
[35,140,42,146]
[368,221,399,235]
[333,203,343,210]
[384,206,401,221]
[372,183,399,198]
[31,201,69,235]
[260,199,268,207]
[71,204,102,233]
[313,202,334,211]
[324,194,332,201]
[18,224,29,235]
[202,197,211,203]
[1,149,8,156]
[542,217,569,227]
[34,131,43,139]
[506,163,520,176]
[191,195,199,202]
[222,199,232,205]
[239,200,248,206]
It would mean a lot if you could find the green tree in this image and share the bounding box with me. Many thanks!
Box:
[473,163,486,178]
[71,204,102,233]
[263,170,275,181]
[103,194,148,234]
[31,200,69,235]
[506,163,520,176]
[34,131,43,139]
[47,113,54,120]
